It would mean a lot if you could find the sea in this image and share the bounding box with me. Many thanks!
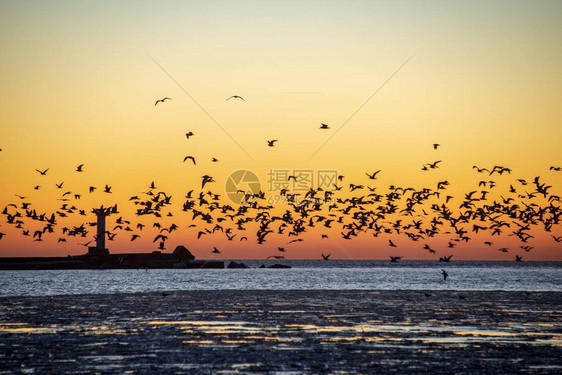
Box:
[0,260,560,297]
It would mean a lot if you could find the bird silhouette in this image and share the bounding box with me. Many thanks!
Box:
[366,170,381,180]
[226,95,244,101]
[212,247,221,254]
[36,168,49,175]
[433,143,440,150]
[388,239,397,247]
[76,164,84,172]
[441,269,448,281]
[201,175,215,188]
[183,156,196,165]
[320,123,330,129]
[155,97,172,105]
[185,131,194,139]
[390,256,402,263]
[267,140,277,147]
[321,253,331,260]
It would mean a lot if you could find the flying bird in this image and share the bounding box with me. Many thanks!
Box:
[390,256,402,263]
[267,140,277,147]
[183,156,196,165]
[321,253,331,260]
[320,123,330,129]
[36,168,49,175]
[201,175,215,188]
[212,247,221,254]
[366,170,381,180]
[155,97,172,106]
[226,95,244,101]
[185,131,194,139]
[76,164,84,172]
[433,143,440,150]
[441,269,449,281]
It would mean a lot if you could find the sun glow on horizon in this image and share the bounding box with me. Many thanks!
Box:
[1,1,561,260]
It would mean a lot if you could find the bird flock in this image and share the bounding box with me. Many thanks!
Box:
[0,96,560,262]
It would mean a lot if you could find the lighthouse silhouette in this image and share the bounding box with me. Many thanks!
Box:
[87,205,115,256]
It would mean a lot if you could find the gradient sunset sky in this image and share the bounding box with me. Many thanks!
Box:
[0,1,561,260]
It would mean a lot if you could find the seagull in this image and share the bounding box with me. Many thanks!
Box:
[321,253,331,260]
[201,175,215,188]
[212,247,221,254]
[366,170,381,180]
[390,256,402,263]
[183,156,196,165]
[226,95,244,101]
[320,123,330,129]
[388,239,397,247]
[36,168,49,175]
[433,143,440,150]
[76,164,84,172]
[155,97,172,106]
[267,140,277,147]
[185,131,194,139]
[428,160,442,169]
[211,157,218,162]
[104,184,112,193]
[441,269,448,281]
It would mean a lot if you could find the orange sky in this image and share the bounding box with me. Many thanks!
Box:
[0,1,561,260]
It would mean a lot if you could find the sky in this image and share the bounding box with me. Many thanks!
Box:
[0,1,561,260]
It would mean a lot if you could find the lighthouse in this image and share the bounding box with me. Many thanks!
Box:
[87,205,113,256]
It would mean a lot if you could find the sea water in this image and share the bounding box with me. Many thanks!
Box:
[0,260,560,296]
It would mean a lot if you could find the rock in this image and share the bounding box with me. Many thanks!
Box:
[227,261,248,269]
[267,264,291,269]
[173,246,195,261]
